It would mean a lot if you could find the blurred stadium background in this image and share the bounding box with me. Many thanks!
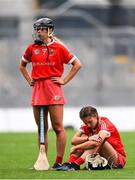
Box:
[0,0,135,132]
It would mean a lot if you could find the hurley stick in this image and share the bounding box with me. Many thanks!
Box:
[34,106,49,170]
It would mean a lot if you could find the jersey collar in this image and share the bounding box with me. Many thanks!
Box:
[43,39,55,46]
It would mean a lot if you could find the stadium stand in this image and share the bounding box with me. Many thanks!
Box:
[0,0,135,107]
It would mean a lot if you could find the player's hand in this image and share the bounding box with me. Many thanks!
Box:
[50,77,64,85]
[89,134,102,142]
[29,79,35,86]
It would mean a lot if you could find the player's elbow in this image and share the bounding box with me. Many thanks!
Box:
[19,64,24,73]
[71,141,77,146]
[72,59,82,70]
[19,63,22,71]
[71,139,76,146]
[71,137,78,145]
[19,61,26,72]
[76,60,82,70]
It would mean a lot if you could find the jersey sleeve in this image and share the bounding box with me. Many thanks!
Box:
[79,125,86,133]
[79,125,92,136]
[22,44,33,63]
[99,118,111,137]
[60,44,77,64]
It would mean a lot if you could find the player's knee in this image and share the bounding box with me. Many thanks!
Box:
[53,126,64,134]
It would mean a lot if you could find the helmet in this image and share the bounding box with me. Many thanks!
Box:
[33,18,54,45]
[85,153,108,170]
[33,18,54,30]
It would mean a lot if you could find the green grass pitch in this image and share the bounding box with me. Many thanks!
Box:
[0,129,135,179]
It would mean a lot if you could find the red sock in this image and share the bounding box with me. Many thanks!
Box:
[74,157,85,166]
[55,156,63,164]
[68,154,78,162]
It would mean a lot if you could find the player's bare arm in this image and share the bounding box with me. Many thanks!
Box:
[70,131,109,153]
[51,58,82,85]
[71,131,89,145]
[19,60,34,86]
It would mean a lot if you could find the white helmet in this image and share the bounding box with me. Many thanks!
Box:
[85,153,108,170]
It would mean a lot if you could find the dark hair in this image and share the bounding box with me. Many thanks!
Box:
[79,106,98,119]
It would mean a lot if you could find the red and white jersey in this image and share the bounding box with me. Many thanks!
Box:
[80,117,126,157]
[22,40,77,79]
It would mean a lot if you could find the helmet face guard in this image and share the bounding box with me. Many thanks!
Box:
[85,153,108,170]
[32,18,54,44]
[32,29,46,45]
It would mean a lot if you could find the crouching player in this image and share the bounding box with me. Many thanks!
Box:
[56,106,126,171]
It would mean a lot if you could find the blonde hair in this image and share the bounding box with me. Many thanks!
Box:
[53,36,65,45]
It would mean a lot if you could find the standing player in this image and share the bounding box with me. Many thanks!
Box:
[19,17,82,169]
[57,106,126,171]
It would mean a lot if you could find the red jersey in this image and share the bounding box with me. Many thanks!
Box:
[80,117,126,157]
[22,40,76,80]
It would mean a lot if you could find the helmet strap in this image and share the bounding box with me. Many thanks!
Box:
[48,28,54,37]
